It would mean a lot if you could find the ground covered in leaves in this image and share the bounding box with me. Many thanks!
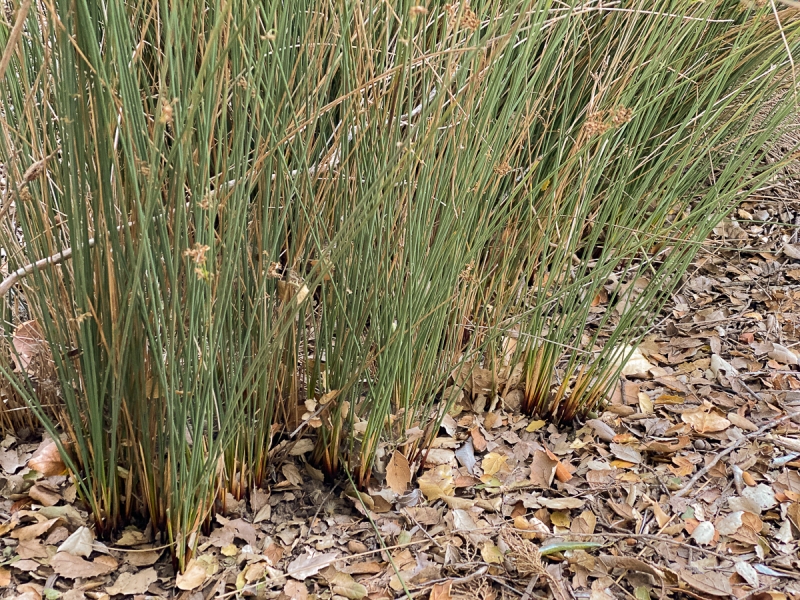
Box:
[3,193,800,600]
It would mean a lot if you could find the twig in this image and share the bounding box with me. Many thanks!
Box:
[0,0,33,84]
[674,411,800,498]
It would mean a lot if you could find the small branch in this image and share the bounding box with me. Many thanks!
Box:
[0,0,33,84]
[0,243,82,297]
[674,411,800,498]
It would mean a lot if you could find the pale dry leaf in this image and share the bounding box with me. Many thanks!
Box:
[769,343,798,365]
[481,452,508,476]
[283,580,309,600]
[570,510,596,534]
[176,555,218,591]
[50,553,118,579]
[454,439,476,474]
[680,570,732,597]
[28,484,61,507]
[126,548,162,567]
[57,526,93,557]
[386,451,411,494]
[326,570,367,600]
[742,484,777,512]
[287,550,339,580]
[609,443,642,464]
[0,448,23,474]
[106,567,158,596]
[735,561,759,588]
[0,567,10,587]
[11,518,59,541]
[529,450,557,488]
[282,463,304,487]
[539,497,584,510]
[12,320,45,373]
[727,412,758,432]
[681,403,730,433]
[418,464,455,501]
[690,521,715,545]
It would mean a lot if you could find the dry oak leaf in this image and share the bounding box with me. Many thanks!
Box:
[11,517,60,541]
[284,580,309,600]
[106,568,158,596]
[481,452,509,477]
[609,443,642,464]
[27,440,66,477]
[679,570,732,597]
[386,451,411,494]
[324,569,367,600]
[681,402,730,433]
[287,550,339,581]
[57,526,93,557]
[0,567,10,587]
[50,553,118,579]
[176,554,218,591]
[418,464,455,501]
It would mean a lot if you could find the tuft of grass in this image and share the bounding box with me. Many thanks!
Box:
[0,0,796,564]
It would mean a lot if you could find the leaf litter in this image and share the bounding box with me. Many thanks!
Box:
[3,200,800,598]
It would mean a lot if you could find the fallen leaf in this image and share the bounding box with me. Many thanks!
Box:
[735,561,759,588]
[526,420,546,432]
[570,510,596,534]
[681,403,730,433]
[454,439,477,474]
[282,463,304,487]
[287,550,339,581]
[106,568,158,596]
[176,555,218,591]
[418,465,455,501]
[325,569,367,599]
[50,553,118,579]
[0,567,10,587]
[28,484,61,507]
[690,521,715,545]
[539,497,584,510]
[27,441,66,477]
[680,570,732,597]
[609,443,642,464]
[57,526,93,558]
[481,452,508,477]
[386,451,411,494]
[12,320,45,373]
[742,484,777,512]
[11,518,59,541]
[283,581,308,600]
[481,542,504,564]
[529,450,558,488]
[430,581,452,600]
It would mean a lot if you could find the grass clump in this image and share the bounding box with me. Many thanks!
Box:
[0,0,796,564]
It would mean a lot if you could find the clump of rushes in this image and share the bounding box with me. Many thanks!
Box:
[0,0,796,564]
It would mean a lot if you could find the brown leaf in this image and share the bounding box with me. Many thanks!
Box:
[27,440,66,477]
[287,550,339,581]
[283,581,309,600]
[641,436,690,453]
[529,450,557,488]
[600,556,665,580]
[680,570,732,597]
[430,581,452,600]
[681,403,730,433]
[386,451,411,494]
[28,484,61,507]
[11,518,59,541]
[12,320,45,373]
[609,443,642,464]
[176,555,218,591]
[0,567,9,587]
[106,568,158,596]
[570,510,596,534]
[50,553,118,579]
[418,465,455,501]
[544,446,572,482]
